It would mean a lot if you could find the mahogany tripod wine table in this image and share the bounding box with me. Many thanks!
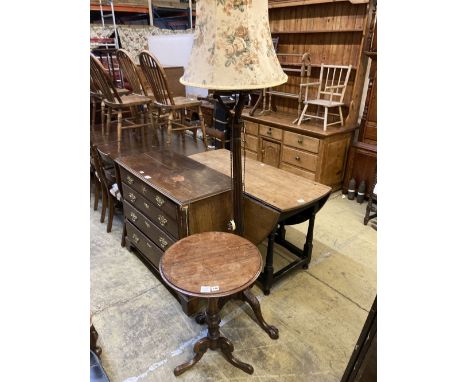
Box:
[160,231,278,376]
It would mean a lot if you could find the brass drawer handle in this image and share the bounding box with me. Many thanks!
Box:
[130,212,138,222]
[297,137,303,144]
[142,186,147,194]
[146,242,152,249]
[158,214,168,226]
[143,202,150,209]
[144,221,150,228]
[159,237,168,249]
[126,175,134,185]
[295,156,300,161]
[128,193,136,203]
[267,128,272,135]
[155,195,165,207]
[132,233,140,243]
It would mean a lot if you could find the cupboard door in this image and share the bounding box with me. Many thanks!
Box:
[261,139,281,167]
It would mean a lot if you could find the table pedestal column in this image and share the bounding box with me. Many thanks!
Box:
[174,298,254,376]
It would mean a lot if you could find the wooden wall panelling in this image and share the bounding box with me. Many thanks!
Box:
[268,1,370,120]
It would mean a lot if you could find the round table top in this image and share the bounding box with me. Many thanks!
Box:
[159,232,262,298]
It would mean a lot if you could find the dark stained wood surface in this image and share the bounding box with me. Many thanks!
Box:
[160,232,262,298]
[189,149,331,213]
[116,150,232,205]
[91,122,208,159]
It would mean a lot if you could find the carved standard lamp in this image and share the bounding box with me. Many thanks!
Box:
[180,0,287,235]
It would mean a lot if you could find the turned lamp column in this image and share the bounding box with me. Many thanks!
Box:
[215,92,249,236]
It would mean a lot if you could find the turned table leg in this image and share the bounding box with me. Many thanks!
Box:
[302,209,316,270]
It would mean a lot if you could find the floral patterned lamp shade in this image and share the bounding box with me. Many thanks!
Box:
[180,0,287,90]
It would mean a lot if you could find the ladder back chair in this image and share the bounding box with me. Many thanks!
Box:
[90,53,155,142]
[116,49,147,96]
[138,50,207,146]
[297,64,352,131]
[91,145,124,235]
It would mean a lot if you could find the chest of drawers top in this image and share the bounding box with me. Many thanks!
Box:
[115,150,232,205]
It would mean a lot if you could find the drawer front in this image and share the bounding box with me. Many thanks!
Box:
[122,183,179,239]
[124,201,176,251]
[280,163,316,181]
[242,133,258,152]
[120,167,177,220]
[126,222,164,270]
[283,131,320,153]
[259,124,282,140]
[282,146,318,171]
[244,121,258,135]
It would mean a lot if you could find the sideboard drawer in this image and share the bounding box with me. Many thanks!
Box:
[122,183,179,239]
[244,120,258,135]
[280,162,316,181]
[283,131,319,153]
[120,167,177,220]
[124,201,176,251]
[259,124,282,141]
[126,222,164,270]
[282,146,318,171]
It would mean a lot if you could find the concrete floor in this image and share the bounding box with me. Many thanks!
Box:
[90,191,376,382]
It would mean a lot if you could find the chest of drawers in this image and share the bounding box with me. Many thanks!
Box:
[116,150,232,316]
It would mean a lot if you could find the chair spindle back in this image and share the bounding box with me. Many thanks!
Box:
[116,49,147,96]
[138,50,174,107]
[318,64,352,103]
[90,53,122,104]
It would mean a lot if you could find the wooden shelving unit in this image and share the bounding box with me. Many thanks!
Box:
[266,0,372,127]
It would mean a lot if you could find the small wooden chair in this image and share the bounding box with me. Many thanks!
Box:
[297,64,352,130]
[91,146,123,233]
[90,53,155,141]
[138,50,207,146]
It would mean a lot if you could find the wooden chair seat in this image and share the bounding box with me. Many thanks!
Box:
[173,96,201,108]
[304,98,345,107]
[103,94,153,108]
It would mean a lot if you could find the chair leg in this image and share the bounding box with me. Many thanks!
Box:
[93,175,100,211]
[339,106,344,126]
[100,187,107,223]
[107,197,114,233]
[91,99,97,131]
[167,111,173,144]
[106,106,112,135]
[148,105,157,144]
[198,105,207,147]
[297,103,308,126]
[117,110,123,142]
[323,107,328,131]
[100,101,106,136]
